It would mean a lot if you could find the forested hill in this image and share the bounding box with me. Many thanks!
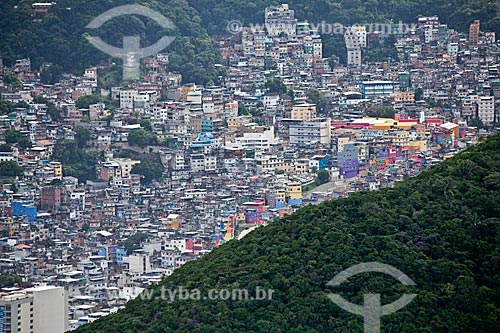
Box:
[0,0,224,84]
[1,0,499,84]
[75,133,500,333]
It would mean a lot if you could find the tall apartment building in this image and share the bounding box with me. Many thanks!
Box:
[469,20,480,47]
[478,95,495,126]
[0,286,68,333]
[289,117,331,145]
[345,26,366,67]
[265,4,297,36]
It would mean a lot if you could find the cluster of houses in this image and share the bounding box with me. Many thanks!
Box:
[0,4,498,331]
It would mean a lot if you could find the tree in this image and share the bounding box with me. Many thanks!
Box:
[0,144,12,152]
[3,73,21,90]
[0,101,14,115]
[265,77,287,94]
[5,129,21,144]
[129,119,152,132]
[128,129,152,148]
[17,137,32,150]
[75,127,91,149]
[40,64,63,85]
[238,103,249,116]
[469,117,485,129]
[0,274,21,288]
[123,233,150,253]
[47,103,62,121]
[415,87,424,101]
[131,158,164,184]
[76,94,106,109]
[317,170,330,185]
[366,106,397,119]
[0,161,23,178]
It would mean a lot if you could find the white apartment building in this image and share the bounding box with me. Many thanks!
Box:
[0,286,68,333]
[478,96,495,126]
[119,90,138,109]
[345,26,366,67]
[289,118,331,145]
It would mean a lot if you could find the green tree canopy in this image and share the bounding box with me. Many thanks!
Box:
[0,161,23,178]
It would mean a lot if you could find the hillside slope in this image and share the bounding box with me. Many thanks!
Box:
[76,134,500,332]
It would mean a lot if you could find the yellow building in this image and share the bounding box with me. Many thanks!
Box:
[291,103,316,121]
[285,181,302,200]
[50,162,63,179]
[162,214,181,229]
[391,92,415,104]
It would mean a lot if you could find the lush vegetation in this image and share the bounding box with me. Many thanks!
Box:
[0,0,223,84]
[123,232,151,254]
[131,157,164,185]
[0,274,22,288]
[76,134,500,332]
[0,161,24,178]
[53,128,98,183]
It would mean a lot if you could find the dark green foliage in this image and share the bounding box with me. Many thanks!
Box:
[5,129,21,144]
[0,144,12,152]
[0,274,21,288]
[0,101,14,115]
[75,127,91,149]
[128,129,157,148]
[75,135,500,332]
[0,161,23,178]
[469,118,485,129]
[123,233,150,254]
[366,106,397,119]
[265,77,286,94]
[0,0,223,84]
[131,155,164,184]
[40,64,64,84]
[317,170,330,185]
[52,140,97,183]
[128,119,152,132]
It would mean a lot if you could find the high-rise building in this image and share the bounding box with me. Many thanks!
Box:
[469,20,480,47]
[345,26,366,67]
[289,117,331,145]
[478,95,495,126]
[0,286,68,333]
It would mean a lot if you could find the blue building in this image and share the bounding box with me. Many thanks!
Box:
[360,81,394,99]
[11,201,37,222]
[338,144,359,179]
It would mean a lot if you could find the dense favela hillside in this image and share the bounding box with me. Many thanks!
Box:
[1,0,499,82]
[75,134,500,332]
